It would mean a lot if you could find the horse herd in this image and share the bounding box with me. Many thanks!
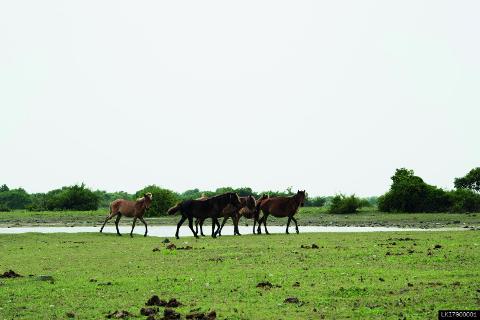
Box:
[100,190,307,239]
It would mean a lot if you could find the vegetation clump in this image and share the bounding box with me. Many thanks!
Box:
[328,194,362,214]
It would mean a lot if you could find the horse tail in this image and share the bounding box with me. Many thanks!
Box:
[167,202,182,215]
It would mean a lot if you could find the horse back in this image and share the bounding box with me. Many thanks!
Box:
[261,197,296,217]
[111,199,136,217]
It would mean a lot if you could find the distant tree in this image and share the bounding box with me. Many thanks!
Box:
[328,194,361,214]
[0,184,9,192]
[135,185,179,216]
[454,167,480,193]
[305,196,326,207]
[378,168,450,213]
[180,189,203,200]
[0,188,31,209]
[42,184,99,211]
[448,189,480,213]
[94,190,133,208]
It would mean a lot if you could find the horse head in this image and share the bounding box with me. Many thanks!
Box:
[144,192,153,208]
[246,195,256,210]
[296,190,306,207]
[229,192,241,207]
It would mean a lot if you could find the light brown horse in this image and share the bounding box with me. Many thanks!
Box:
[99,193,153,237]
[257,190,306,234]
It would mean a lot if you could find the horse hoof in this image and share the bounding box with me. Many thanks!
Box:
[130,234,133,238]
[118,234,122,236]
[144,234,147,237]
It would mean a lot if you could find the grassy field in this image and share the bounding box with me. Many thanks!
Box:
[0,231,479,319]
[1,208,480,229]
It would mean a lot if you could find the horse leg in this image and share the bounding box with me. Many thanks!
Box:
[234,214,241,236]
[263,213,270,235]
[175,215,187,239]
[211,218,218,238]
[115,215,122,236]
[256,215,263,234]
[286,216,292,234]
[217,216,228,237]
[292,216,299,234]
[199,218,205,236]
[187,217,198,238]
[99,212,116,233]
[130,217,137,237]
[139,217,148,237]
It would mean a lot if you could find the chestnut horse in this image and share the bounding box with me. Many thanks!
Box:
[241,194,268,234]
[99,193,153,237]
[257,190,306,234]
[167,192,241,239]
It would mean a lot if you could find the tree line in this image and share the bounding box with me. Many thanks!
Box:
[0,184,339,214]
[0,167,478,214]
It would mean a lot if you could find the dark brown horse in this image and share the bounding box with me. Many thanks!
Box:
[257,190,306,234]
[167,192,241,239]
[99,193,153,237]
[194,194,221,237]
[215,195,257,236]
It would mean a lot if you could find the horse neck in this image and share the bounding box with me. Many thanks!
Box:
[290,194,302,209]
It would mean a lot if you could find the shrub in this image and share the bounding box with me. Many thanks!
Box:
[0,188,31,210]
[0,203,10,212]
[448,189,480,213]
[305,196,327,207]
[328,194,361,214]
[43,184,99,211]
[135,185,179,216]
[378,168,450,213]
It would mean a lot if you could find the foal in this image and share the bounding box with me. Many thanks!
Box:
[257,190,306,234]
[99,193,153,237]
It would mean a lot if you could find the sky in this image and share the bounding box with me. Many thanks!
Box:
[0,1,479,196]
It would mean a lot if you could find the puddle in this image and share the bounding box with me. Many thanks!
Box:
[0,225,463,237]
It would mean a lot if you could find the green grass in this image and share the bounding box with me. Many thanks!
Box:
[0,231,479,319]
[1,208,479,229]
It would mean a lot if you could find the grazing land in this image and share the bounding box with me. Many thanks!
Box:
[0,231,479,319]
[1,208,480,229]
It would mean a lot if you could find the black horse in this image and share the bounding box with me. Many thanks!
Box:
[167,192,241,239]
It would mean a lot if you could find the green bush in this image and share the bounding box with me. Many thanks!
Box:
[0,203,10,212]
[0,188,31,210]
[378,168,450,213]
[135,185,179,216]
[94,190,133,208]
[328,194,361,214]
[41,184,99,211]
[306,196,327,207]
[448,189,480,213]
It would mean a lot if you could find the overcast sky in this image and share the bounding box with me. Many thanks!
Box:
[1,1,479,196]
